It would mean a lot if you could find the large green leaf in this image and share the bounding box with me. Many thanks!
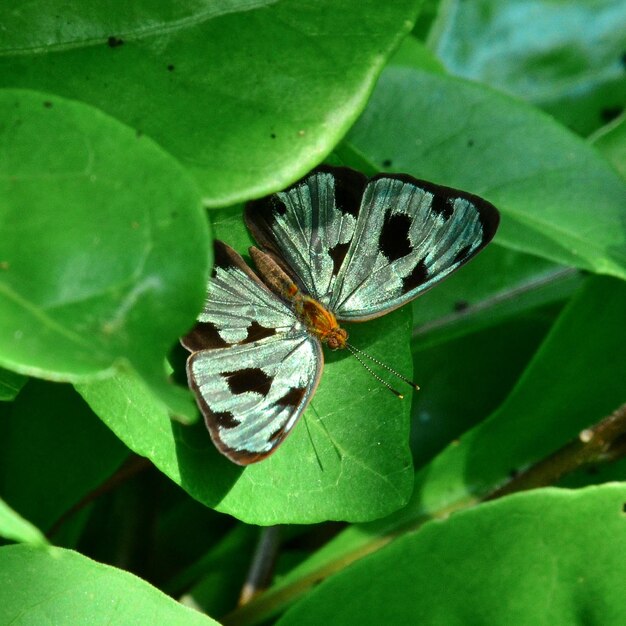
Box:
[0,1,421,206]
[343,67,626,280]
[0,380,128,533]
[428,0,626,135]
[0,544,218,625]
[278,485,626,625]
[411,300,563,466]
[0,499,48,546]
[0,89,209,418]
[411,243,581,342]
[78,210,415,524]
[228,276,626,624]
[593,116,626,178]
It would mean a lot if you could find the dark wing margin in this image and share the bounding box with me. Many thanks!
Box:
[330,172,500,320]
[182,240,323,465]
[245,166,368,305]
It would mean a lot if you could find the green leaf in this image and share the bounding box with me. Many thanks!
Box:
[278,485,626,626]
[78,211,415,524]
[388,33,445,74]
[0,1,421,206]
[592,115,626,178]
[343,67,626,280]
[0,367,26,401]
[411,300,563,466]
[0,89,210,419]
[175,525,259,616]
[409,276,626,516]
[235,276,626,624]
[428,0,626,135]
[411,243,582,343]
[0,499,48,546]
[0,544,219,625]
[0,380,128,532]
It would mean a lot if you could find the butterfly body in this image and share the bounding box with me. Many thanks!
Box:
[183,166,499,465]
[250,245,348,350]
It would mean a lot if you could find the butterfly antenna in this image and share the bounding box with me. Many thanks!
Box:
[346,344,405,399]
[347,342,420,391]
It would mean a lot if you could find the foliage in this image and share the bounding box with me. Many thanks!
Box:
[1,1,625,624]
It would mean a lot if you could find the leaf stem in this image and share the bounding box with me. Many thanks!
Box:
[486,403,626,500]
[238,526,282,606]
[46,454,152,539]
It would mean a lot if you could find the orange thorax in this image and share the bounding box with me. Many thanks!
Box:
[250,245,348,350]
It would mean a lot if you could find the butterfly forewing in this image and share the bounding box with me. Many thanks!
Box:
[330,174,499,320]
[245,166,368,306]
[183,241,323,465]
[246,168,499,322]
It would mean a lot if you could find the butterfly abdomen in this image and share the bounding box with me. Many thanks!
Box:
[250,245,347,350]
[249,246,300,300]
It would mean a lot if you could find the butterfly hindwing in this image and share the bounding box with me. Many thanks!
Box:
[246,167,499,321]
[188,334,322,465]
[183,241,323,465]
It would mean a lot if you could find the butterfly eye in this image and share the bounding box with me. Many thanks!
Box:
[325,328,348,350]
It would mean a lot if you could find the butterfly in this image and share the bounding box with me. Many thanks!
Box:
[182,166,500,465]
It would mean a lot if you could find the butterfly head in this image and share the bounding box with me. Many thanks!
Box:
[297,296,348,350]
[324,327,348,350]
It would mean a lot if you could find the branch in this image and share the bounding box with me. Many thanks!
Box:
[46,454,152,539]
[486,403,626,500]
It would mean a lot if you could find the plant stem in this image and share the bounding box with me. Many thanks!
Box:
[46,454,152,539]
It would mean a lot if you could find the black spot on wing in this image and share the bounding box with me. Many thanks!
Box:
[328,241,351,275]
[276,386,307,408]
[222,368,272,396]
[431,194,453,220]
[379,212,413,262]
[182,321,229,351]
[453,244,473,265]
[329,166,368,218]
[271,195,287,216]
[212,410,239,429]
[241,320,276,343]
[402,259,428,293]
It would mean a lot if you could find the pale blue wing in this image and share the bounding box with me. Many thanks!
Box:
[188,333,322,465]
[181,241,298,352]
[330,174,499,320]
[245,167,498,322]
[245,167,367,307]
[182,241,323,465]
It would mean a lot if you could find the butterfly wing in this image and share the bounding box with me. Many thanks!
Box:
[245,166,368,307]
[246,167,499,321]
[183,241,323,465]
[330,173,499,320]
